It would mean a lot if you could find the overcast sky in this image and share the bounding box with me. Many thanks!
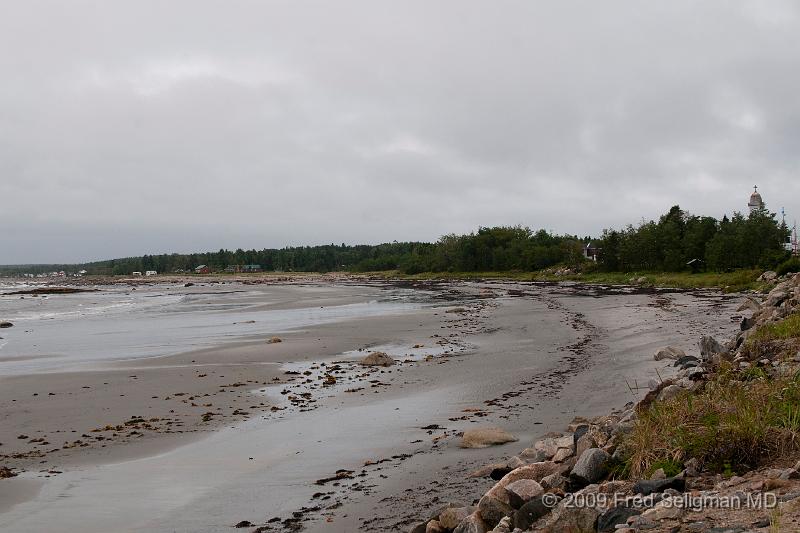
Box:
[2,1,799,263]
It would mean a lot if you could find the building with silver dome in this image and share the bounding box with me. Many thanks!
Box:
[748,185,764,213]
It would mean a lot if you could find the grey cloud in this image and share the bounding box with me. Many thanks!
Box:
[1,1,799,263]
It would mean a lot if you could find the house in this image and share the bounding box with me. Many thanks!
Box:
[145,270,157,276]
[583,242,600,261]
[194,265,210,274]
[132,271,142,276]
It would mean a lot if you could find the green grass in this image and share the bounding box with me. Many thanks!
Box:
[749,314,800,342]
[365,269,765,292]
[619,362,800,477]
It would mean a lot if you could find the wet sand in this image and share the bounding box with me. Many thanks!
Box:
[0,279,743,532]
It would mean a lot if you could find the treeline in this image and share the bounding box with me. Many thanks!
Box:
[597,205,790,272]
[0,205,791,277]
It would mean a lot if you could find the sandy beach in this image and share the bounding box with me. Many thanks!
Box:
[0,278,743,532]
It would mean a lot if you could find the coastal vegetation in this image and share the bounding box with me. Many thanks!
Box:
[0,205,791,280]
[622,304,800,479]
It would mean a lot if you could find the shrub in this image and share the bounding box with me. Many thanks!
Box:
[777,257,800,276]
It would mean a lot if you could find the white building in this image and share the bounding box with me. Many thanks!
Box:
[145,270,157,276]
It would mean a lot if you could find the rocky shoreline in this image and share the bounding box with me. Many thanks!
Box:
[408,273,800,533]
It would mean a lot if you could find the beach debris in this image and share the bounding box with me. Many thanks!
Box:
[360,351,395,367]
[314,469,354,485]
[5,287,98,295]
[0,321,12,328]
[460,427,518,449]
[234,520,252,528]
[268,336,282,344]
[0,467,17,479]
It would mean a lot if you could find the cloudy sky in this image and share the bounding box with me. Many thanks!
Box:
[2,1,799,263]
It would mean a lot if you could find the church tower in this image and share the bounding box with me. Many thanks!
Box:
[748,185,764,213]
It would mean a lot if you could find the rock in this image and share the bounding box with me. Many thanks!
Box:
[453,511,488,533]
[505,456,525,470]
[656,385,683,402]
[540,500,601,532]
[504,479,544,508]
[497,462,561,486]
[699,336,725,360]
[428,502,468,527]
[409,523,428,533]
[737,297,761,312]
[575,432,596,458]
[674,355,700,367]
[570,448,610,486]
[641,499,683,521]
[552,447,573,462]
[489,516,511,533]
[461,428,518,449]
[469,464,505,478]
[439,506,474,529]
[268,336,282,344]
[633,476,686,495]
[741,316,756,331]
[360,351,395,366]
[519,447,548,462]
[426,520,446,533]
[512,496,553,531]
[779,469,800,480]
[654,346,685,361]
[572,424,590,446]
[534,436,572,459]
[759,270,778,282]
[478,495,514,527]
[686,367,705,381]
[650,468,666,480]
[765,289,791,308]
[0,321,12,328]
[234,521,253,528]
[540,473,567,491]
[597,506,641,532]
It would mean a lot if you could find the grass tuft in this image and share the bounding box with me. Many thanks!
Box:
[620,367,800,478]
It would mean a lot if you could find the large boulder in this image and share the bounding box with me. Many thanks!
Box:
[504,479,544,509]
[478,495,514,528]
[570,448,610,486]
[425,520,446,533]
[512,496,553,531]
[765,288,791,308]
[539,500,601,533]
[653,346,685,361]
[758,270,777,282]
[461,428,518,449]
[699,336,725,361]
[453,511,488,533]
[490,516,512,533]
[439,507,474,530]
[360,351,395,366]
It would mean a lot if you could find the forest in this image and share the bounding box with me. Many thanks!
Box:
[1,205,793,276]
